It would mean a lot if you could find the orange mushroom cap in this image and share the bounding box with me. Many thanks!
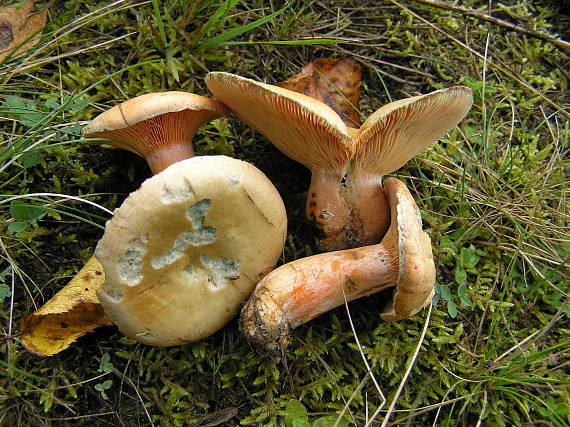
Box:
[83,91,229,173]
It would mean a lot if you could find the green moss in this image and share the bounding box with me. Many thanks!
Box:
[1,0,568,425]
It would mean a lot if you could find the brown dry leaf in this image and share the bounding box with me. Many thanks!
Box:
[20,256,112,356]
[278,57,362,128]
[0,0,47,62]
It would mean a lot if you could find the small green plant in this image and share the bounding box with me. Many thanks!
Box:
[94,352,114,399]
[94,379,113,399]
[7,200,46,234]
[0,265,11,303]
[283,399,350,427]
[98,352,114,374]
[436,245,479,318]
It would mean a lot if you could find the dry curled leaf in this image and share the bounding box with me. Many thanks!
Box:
[20,256,112,356]
[278,57,362,127]
[0,0,47,62]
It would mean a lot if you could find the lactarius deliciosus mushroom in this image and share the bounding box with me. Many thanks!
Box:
[240,177,435,352]
[95,155,287,346]
[83,91,229,174]
[206,72,472,250]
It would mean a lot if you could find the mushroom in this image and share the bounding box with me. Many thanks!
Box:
[240,177,435,353]
[206,72,472,250]
[83,91,229,174]
[95,155,287,346]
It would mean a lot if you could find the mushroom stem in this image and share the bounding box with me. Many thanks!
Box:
[306,169,350,243]
[347,169,390,246]
[307,168,390,250]
[145,142,195,174]
[240,242,398,352]
[240,177,436,353]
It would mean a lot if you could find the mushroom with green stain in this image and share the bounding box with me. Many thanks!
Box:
[95,155,287,346]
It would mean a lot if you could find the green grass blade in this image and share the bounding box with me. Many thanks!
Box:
[0,359,45,382]
[221,38,344,46]
[198,3,290,49]
[151,0,167,50]
[199,0,240,39]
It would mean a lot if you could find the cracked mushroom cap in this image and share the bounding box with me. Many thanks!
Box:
[95,155,287,346]
[83,91,229,173]
[379,178,436,321]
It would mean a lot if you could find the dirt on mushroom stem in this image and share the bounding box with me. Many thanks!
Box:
[307,164,390,251]
[240,243,399,353]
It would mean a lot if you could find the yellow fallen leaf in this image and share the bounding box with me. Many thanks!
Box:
[19,256,112,356]
[0,0,48,62]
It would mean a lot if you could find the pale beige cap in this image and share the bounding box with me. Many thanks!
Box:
[95,155,287,346]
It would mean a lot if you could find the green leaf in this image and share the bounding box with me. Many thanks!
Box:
[313,415,349,427]
[460,246,480,269]
[439,284,452,301]
[0,283,11,303]
[45,98,61,110]
[292,420,312,427]
[95,379,113,391]
[6,97,48,127]
[459,295,472,307]
[70,96,89,113]
[166,51,180,82]
[9,201,46,224]
[21,150,42,168]
[63,123,82,136]
[7,222,26,234]
[285,400,308,427]
[440,235,457,253]
[447,300,458,318]
[454,266,467,285]
[5,95,26,111]
[457,283,468,297]
[99,352,114,373]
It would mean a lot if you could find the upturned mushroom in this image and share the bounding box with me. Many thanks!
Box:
[83,91,229,174]
[240,177,435,353]
[206,72,472,250]
[95,155,287,346]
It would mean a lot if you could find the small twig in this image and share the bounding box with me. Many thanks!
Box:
[0,331,24,341]
[408,0,570,52]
